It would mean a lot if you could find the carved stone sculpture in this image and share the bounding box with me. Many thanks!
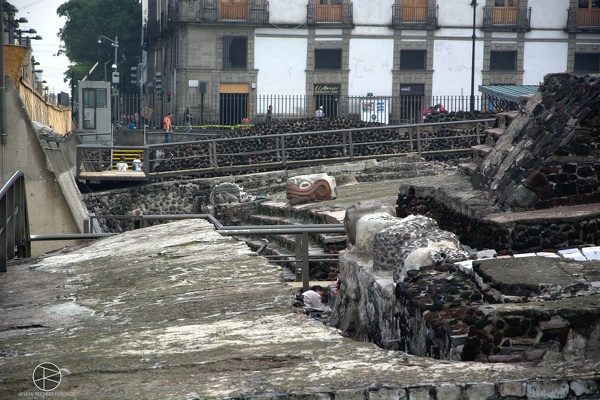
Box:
[285,173,336,206]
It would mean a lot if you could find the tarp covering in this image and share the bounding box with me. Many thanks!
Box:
[478,85,539,103]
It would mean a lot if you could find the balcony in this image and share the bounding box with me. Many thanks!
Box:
[392,4,438,30]
[307,2,353,26]
[566,7,600,32]
[197,1,269,24]
[482,6,531,31]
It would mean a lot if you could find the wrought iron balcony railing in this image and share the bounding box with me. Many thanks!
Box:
[566,7,600,32]
[197,0,269,24]
[307,2,353,26]
[392,4,438,30]
[482,6,531,31]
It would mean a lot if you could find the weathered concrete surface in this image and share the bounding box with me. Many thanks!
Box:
[2,219,599,399]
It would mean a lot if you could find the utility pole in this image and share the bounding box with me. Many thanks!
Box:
[470,0,477,113]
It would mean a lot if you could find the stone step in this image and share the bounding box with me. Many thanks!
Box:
[458,162,478,176]
[484,127,505,144]
[472,144,492,163]
[495,111,519,128]
[246,213,346,254]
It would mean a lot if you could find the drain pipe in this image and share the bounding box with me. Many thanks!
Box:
[0,0,6,183]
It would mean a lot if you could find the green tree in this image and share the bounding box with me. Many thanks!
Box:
[57,0,142,93]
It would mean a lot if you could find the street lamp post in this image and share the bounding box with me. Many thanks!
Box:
[98,35,119,126]
[470,1,477,113]
[98,35,119,69]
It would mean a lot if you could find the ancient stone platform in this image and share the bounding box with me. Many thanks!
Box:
[0,217,598,399]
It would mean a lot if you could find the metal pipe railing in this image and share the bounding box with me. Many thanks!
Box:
[76,118,496,182]
[0,171,31,272]
[86,213,344,291]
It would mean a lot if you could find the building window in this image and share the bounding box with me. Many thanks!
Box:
[574,53,600,72]
[315,49,342,70]
[316,0,342,22]
[221,0,248,20]
[490,51,517,71]
[493,0,519,25]
[579,0,600,9]
[576,0,600,28]
[400,50,426,70]
[223,36,247,69]
[402,0,428,22]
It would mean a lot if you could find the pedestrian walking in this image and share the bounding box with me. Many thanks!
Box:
[163,113,172,143]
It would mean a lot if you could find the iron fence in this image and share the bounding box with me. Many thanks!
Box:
[116,93,489,130]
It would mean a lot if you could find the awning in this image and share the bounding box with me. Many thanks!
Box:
[478,85,539,103]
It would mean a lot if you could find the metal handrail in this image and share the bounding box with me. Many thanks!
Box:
[0,171,31,272]
[0,174,342,290]
[85,213,345,290]
[76,118,495,182]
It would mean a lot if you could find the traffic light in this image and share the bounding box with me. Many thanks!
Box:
[155,72,162,93]
[167,91,171,102]
[131,66,137,85]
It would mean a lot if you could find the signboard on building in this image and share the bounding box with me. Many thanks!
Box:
[399,84,425,95]
[314,84,340,95]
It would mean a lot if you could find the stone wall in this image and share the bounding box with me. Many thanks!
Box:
[397,189,600,254]
[145,116,490,175]
[472,73,600,211]
[332,248,600,365]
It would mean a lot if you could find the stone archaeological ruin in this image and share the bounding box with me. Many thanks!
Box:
[330,73,600,365]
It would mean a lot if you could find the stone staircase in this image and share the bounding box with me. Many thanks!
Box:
[457,111,518,177]
[221,156,447,283]
[242,209,346,282]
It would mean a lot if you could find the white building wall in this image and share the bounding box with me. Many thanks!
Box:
[267,0,307,25]
[255,32,308,95]
[523,41,569,84]
[437,1,482,28]
[432,34,484,97]
[529,0,570,29]
[348,36,394,97]
[352,0,394,26]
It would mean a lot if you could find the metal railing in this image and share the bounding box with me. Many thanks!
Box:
[307,2,353,25]
[112,93,489,129]
[482,6,531,31]
[567,7,600,32]
[392,4,438,30]
[85,213,344,290]
[0,172,31,272]
[0,185,343,289]
[76,118,495,182]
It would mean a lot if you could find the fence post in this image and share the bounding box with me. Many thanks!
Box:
[416,126,422,155]
[281,135,287,167]
[348,131,354,159]
[301,231,309,291]
[210,141,218,170]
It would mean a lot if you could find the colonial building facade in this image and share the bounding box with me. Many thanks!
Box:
[142,0,600,126]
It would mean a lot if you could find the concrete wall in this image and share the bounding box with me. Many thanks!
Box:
[3,79,85,256]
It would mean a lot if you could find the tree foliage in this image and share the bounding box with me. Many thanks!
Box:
[57,0,142,92]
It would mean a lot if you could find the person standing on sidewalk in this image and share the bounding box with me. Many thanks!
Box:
[184,108,192,132]
[163,113,173,143]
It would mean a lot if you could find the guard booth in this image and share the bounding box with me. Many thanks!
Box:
[78,81,112,145]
